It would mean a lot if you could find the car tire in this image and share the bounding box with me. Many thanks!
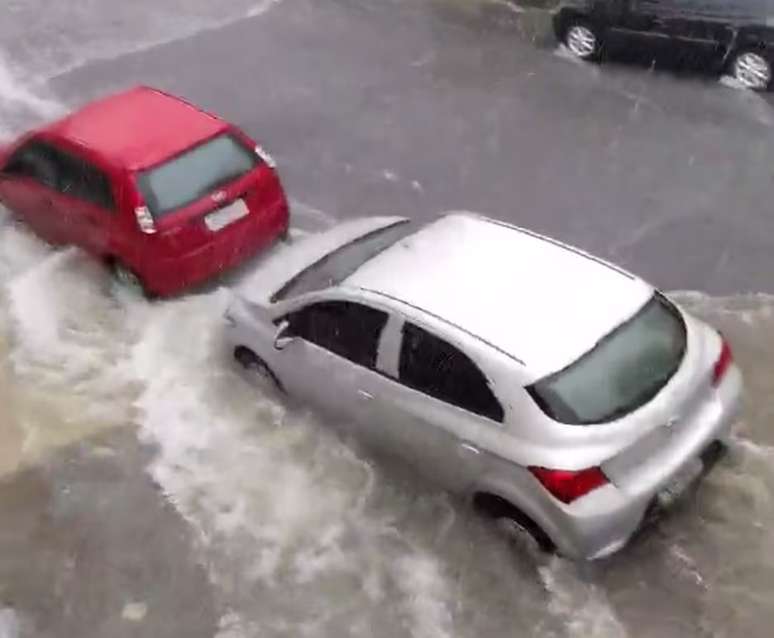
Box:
[473,493,556,554]
[110,259,151,298]
[280,227,292,244]
[233,346,283,393]
[561,19,602,62]
[729,48,772,91]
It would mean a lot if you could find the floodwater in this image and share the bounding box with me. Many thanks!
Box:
[2,1,774,637]
[3,207,774,638]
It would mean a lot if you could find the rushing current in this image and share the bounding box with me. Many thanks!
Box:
[2,1,774,637]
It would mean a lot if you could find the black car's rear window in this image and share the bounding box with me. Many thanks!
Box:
[527,294,687,425]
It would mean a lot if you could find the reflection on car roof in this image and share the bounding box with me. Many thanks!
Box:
[44,86,227,170]
[345,212,653,379]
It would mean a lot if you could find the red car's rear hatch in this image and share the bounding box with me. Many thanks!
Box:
[133,131,285,253]
[150,164,284,253]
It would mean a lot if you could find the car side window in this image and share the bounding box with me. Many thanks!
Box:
[284,300,388,368]
[398,322,504,422]
[636,0,667,14]
[51,148,115,211]
[2,141,59,189]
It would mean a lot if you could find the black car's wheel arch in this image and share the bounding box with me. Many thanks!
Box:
[473,492,556,553]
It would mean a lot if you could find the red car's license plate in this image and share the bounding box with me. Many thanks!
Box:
[205,199,249,231]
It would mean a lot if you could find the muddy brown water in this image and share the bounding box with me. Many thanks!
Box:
[1,214,773,638]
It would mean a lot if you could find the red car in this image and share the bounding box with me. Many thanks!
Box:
[0,86,289,296]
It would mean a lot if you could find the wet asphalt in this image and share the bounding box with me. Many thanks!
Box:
[52,0,774,294]
[3,1,774,636]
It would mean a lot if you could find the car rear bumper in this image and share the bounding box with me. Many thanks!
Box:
[140,199,289,296]
[549,364,743,560]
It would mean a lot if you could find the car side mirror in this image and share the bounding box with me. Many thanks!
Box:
[273,320,294,350]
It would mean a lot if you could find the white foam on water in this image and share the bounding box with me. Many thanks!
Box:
[492,0,526,14]
[128,290,459,636]
[0,207,140,466]
[717,75,774,125]
[215,611,254,638]
[719,74,746,90]
[5,247,135,391]
[2,0,285,83]
[730,435,774,460]
[0,53,64,139]
[0,52,63,121]
[553,44,589,66]
[539,558,627,638]
[0,0,285,134]
[0,212,52,281]
[394,555,454,638]
[667,544,706,589]
[0,609,20,638]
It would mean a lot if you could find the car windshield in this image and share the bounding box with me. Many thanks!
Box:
[271,220,420,302]
[527,294,687,425]
[136,133,258,218]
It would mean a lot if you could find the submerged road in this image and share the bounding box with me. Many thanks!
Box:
[2,2,774,637]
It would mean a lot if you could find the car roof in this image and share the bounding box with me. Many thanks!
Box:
[43,86,229,170]
[344,212,654,380]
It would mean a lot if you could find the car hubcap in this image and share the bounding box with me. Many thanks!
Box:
[566,25,597,59]
[734,52,770,89]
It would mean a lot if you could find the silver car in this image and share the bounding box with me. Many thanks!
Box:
[223,212,743,560]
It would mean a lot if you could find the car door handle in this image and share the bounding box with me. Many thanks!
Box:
[459,441,480,455]
[357,389,374,400]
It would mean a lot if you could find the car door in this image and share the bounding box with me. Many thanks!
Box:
[271,299,392,445]
[44,144,118,256]
[609,0,671,42]
[660,0,735,55]
[0,139,66,243]
[621,0,669,35]
[361,320,506,494]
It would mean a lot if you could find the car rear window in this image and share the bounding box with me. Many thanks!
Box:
[271,220,420,302]
[527,294,687,425]
[136,133,258,218]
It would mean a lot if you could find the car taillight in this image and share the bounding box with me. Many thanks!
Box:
[528,466,609,504]
[712,338,733,386]
[134,206,157,234]
[254,144,277,169]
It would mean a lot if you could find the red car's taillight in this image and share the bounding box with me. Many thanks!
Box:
[134,206,157,234]
[712,338,733,386]
[529,466,609,504]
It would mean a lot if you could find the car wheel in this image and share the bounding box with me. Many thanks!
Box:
[280,227,292,244]
[730,49,772,90]
[111,260,150,298]
[473,493,556,555]
[233,346,283,393]
[563,20,601,61]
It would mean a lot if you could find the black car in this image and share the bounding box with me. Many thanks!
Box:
[552,0,774,89]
